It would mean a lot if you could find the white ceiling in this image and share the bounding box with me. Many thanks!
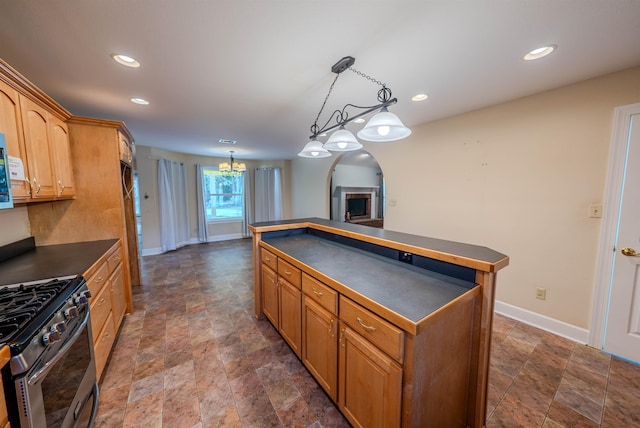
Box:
[1,1,639,161]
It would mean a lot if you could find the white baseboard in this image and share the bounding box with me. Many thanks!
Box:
[140,234,246,256]
[494,300,590,345]
[206,233,244,242]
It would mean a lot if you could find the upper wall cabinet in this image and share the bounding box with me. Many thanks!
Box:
[0,80,31,200]
[19,96,56,199]
[49,116,75,198]
[0,58,75,203]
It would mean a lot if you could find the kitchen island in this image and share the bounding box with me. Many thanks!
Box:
[249,218,509,428]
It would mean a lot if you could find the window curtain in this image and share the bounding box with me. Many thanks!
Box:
[254,167,283,222]
[242,169,253,237]
[195,164,209,243]
[158,159,190,252]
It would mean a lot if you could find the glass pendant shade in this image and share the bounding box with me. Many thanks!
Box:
[232,162,247,172]
[298,138,332,158]
[324,127,363,151]
[356,108,412,142]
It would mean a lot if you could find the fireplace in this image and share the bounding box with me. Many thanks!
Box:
[345,193,371,221]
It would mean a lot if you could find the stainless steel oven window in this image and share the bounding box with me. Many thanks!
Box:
[15,311,98,428]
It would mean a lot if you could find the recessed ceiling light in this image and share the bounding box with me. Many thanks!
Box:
[130,97,149,105]
[319,133,327,137]
[412,93,429,102]
[353,118,366,124]
[218,139,237,145]
[523,45,557,61]
[111,53,141,68]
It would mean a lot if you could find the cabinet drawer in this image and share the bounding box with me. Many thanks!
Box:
[261,248,277,272]
[90,282,112,343]
[107,244,123,274]
[302,273,338,315]
[94,311,116,380]
[278,258,301,289]
[340,296,404,363]
[87,261,109,297]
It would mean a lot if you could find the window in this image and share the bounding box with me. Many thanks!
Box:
[201,168,244,221]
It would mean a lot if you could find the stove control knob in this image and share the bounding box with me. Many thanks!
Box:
[81,290,92,300]
[65,306,79,319]
[54,321,67,334]
[74,295,88,305]
[42,329,61,346]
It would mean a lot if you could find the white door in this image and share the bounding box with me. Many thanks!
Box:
[603,112,640,362]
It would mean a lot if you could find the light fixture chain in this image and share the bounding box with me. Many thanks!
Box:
[348,66,385,88]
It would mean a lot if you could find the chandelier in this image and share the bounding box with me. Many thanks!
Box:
[298,56,411,158]
[219,150,246,172]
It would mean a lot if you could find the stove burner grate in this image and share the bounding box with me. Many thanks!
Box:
[0,279,71,344]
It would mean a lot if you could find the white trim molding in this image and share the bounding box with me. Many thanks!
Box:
[589,102,640,349]
[495,300,589,344]
[141,234,247,256]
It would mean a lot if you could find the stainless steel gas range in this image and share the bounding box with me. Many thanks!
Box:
[0,276,98,428]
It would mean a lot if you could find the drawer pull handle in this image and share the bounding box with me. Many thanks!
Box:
[339,328,346,348]
[329,318,334,337]
[98,298,106,306]
[312,288,323,297]
[284,270,292,275]
[96,276,103,283]
[357,317,377,332]
[265,257,271,261]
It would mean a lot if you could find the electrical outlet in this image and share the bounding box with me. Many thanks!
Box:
[535,287,546,300]
[589,204,603,218]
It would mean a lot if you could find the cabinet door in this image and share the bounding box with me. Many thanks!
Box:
[302,295,338,400]
[261,264,279,328]
[19,95,55,198]
[0,80,30,200]
[279,278,301,357]
[49,115,75,198]
[110,263,126,332]
[338,326,402,428]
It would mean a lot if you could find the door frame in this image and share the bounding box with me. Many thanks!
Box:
[589,102,640,349]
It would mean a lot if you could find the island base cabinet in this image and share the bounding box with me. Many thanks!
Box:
[302,295,338,401]
[278,279,301,358]
[261,264,279,327]
[338,326,402,428]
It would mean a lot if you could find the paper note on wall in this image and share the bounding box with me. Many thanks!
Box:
[8,156,25,181]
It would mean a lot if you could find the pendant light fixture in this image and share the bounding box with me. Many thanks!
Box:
[298,56,411,158]
[219,150,246,172]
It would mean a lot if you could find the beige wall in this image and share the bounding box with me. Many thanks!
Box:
[291,66,640,330]
[136,145,292,254]
[0,206,30,246]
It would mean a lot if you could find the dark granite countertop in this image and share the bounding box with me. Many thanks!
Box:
[0,239,118,286]
[262,234,476,325]
[251,217,509,272]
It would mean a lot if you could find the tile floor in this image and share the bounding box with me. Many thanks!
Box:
[94,239,640,428]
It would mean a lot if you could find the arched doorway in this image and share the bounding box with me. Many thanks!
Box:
[329,150,384,228]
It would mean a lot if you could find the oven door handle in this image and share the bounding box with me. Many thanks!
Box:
[28,310,90,386]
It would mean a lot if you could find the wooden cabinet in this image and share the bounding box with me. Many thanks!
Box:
[260,249,301,357]
[18,96,56,199]
[338,325,402,428]
[28,116,141,293]
[302,294,338,400]
[49,115,75,198]
[250,220,509,427]
[0,76,75,203]
[261,263,278,327]
[0,346,10,428]
[0,80,30,200]
[84,240,127,380]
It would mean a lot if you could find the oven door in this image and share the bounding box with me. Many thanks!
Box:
[14,310,98,428]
